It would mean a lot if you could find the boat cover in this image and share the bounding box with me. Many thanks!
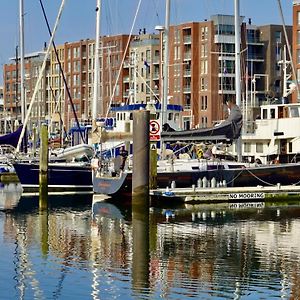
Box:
[0,126,23,148]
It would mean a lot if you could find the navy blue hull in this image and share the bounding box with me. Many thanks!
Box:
[14,162,92,190]
[93,162,300,196]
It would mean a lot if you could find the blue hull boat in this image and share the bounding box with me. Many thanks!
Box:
[13,161,92,192]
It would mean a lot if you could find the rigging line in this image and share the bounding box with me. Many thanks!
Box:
[277,0,299,97]
[49,86,68,139]
[39,0,86,144]
[135,68,160,103]
[151,0,162,25]
[16,0,66,153]
[104,0,143,120]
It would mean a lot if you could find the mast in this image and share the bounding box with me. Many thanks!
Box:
[19,0,26,124]
[234,0,242,162]
[92,0,101,120]
[162,0,170,126]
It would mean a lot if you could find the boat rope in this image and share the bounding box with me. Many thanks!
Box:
[15,0,66,153]
[104,0,143,120]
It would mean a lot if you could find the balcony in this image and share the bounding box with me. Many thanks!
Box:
[123,76,130,82]
[184,52,191,60]
[152,72,160,80]
[184,69,191,77]
[152,56,160,64]
[183,35,192,44]
[183,86,191,93]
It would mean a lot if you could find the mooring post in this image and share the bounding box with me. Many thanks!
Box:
[150,144,157,189]
[149,110,157,190]
[132,110,150,197]
[39,123,48,209]
[132,110,150,290]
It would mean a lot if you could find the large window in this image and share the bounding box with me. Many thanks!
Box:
[297,49,300,64]
[275,31,281,44]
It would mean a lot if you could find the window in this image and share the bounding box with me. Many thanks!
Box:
[270,108,276,119]
[200,77,208,91]
[244,143,251,153]
[201,116,208,128]
[262,109,267,119]
[298,49,300,64]
[290,107,299,118]
[201,26,208,40]
[200,60,208,74]
[275,31,281,44]
[256,143,263,153]
[174,29,180,43]
[201,95,208,110]
[298,11,300,25]
[201,44,207,57]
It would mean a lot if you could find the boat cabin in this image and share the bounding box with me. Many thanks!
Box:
[103,101,182,133]
[260,103,300,120]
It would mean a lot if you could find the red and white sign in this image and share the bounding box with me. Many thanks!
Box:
[149,120,160,141]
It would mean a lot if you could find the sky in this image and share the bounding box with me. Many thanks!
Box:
[0,0,293,85]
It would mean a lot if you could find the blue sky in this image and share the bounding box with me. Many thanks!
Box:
[0,0,293,85]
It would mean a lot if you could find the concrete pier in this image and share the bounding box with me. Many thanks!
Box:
[150,185,300,203]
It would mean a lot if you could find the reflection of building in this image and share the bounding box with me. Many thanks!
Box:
[0,86,4,133]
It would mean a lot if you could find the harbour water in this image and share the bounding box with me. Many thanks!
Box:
[1,184,300,299]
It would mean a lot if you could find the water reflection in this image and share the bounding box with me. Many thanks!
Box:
[0,183,23,210]
[2,196,300,299]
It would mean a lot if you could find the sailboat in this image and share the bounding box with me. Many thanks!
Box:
[12,0,93,192]
[91,0,249,197]
[93,0,300,197]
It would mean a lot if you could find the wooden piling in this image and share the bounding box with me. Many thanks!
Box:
[149,143,157,189]
[39,124,48,209]
[132,110,150,198]
[132,194,150,291]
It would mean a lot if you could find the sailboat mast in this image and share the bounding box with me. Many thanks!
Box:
[19,0,26,124]
[234,0,242,162]
[162,0,170,126]
[92,0,101,120]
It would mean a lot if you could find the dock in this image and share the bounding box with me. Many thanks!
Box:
[150,184,300,203]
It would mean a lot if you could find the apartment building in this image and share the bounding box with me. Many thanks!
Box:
[2,15,293,132]
[123,33,160,105]
[101,34,131,116]
[3,51,49,131]
[259,24,292,103]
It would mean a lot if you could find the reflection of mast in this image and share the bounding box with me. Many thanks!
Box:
[14,224,44,299]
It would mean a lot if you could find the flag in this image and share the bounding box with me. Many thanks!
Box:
[144,60,150,68]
